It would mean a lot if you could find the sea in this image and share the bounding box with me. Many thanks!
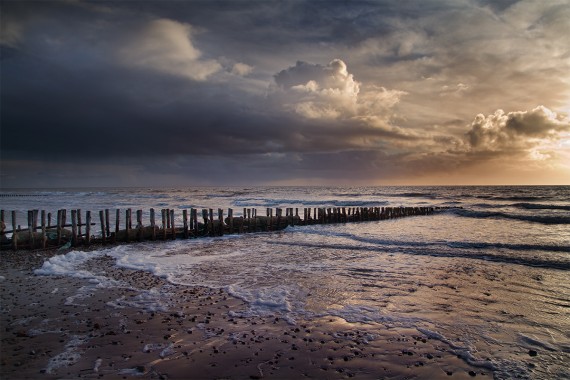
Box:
[2,186,569,379]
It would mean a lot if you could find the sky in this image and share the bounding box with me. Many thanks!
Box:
[1,0,569,188]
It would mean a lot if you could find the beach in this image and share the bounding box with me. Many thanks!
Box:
[2,247,488,380]
[1,186,568,379]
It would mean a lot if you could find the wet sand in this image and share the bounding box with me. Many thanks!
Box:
[1,249,487,379]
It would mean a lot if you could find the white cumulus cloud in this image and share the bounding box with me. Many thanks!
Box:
[466,106,570,152]
[273,59,405,122]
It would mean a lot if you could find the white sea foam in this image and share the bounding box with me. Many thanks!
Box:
[93,358,103,373]
[34,250,105,278]
[107,288,169,312]
[45,334,89,374]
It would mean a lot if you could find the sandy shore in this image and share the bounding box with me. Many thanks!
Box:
[1,248,487,379]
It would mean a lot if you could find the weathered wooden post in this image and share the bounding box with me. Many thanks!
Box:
[246,209,251,232]
[218,209,224,236]
[77,209,82,237]
[100,210,107,244]
[228,208,234,234]
[202,209,209,235]
[162,209,167,240]
[135,210,143,241]
[71,209,78,246]
[56,210,62,246]
[192,208,198,237]
[105,209,110,238]
[27,211,35,249]
[183,209,189,239]
[1,210,5,244]
[125,209,131,243]
[150,208,156,240]
[115,209,120,242]
[10,211,17,250]
[41,210,47,248]
[169,209,175,240]
[47,212,52,228]
[85,211,91,246]
[32,209,39,231]
[275,208,281,229]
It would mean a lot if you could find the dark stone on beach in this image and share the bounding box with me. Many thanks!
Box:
[528,350,538,357]
[426,353,434,359]
[446,371,453,376]
[469,370,477,376]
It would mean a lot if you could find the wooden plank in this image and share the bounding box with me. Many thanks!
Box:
[209,209,214,236]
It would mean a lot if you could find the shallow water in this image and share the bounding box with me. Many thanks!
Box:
[4,185,568,379]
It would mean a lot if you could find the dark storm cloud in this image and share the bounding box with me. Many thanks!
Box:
[1,0,569,186]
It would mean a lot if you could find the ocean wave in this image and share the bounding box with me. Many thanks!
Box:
[452,209,570,225]
[377,192,437,199]
[476,195,543,201]
[270,241,570,271]
[233,198,389,208]
[512,203,570,211]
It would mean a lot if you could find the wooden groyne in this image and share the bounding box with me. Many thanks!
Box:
[0,206,448,251]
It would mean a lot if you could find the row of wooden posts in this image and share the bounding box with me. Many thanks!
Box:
[0,206,439,251]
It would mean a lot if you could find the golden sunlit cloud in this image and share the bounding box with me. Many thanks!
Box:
[119,19,222,81]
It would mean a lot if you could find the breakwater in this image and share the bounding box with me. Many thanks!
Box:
[0,206,447,251]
